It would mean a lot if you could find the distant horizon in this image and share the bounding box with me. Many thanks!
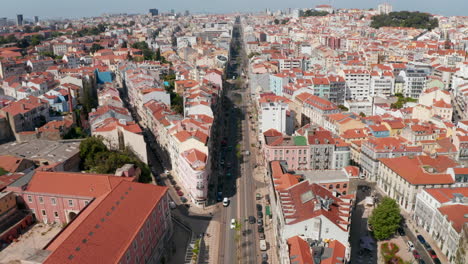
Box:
[1,0,467,20]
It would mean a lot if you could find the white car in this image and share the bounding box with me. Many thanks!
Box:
[230,219,236,229]
[223,197,229,207]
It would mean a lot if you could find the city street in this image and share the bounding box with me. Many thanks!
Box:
[217,17,261,264]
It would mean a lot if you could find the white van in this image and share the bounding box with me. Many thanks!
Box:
[259,239,267,251]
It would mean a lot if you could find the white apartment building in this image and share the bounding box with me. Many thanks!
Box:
[370,71,394,97]
[342,69,370,100]
[259,100,291,135]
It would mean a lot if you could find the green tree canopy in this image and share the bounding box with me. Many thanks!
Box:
[79,137,152,183]
[370,11,439,30]
[302,10,329,17]
[369,197,401,240]
[90,43,104,53]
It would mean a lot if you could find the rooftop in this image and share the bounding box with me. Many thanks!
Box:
[379,155,458,185]
[296,170,350,184]
[0,140,81,164]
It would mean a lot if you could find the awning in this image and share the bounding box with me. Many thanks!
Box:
[265,205,271,217]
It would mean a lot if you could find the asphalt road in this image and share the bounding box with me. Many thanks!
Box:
[218,17,259,264]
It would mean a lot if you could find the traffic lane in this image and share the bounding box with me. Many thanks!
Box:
[403,226,433,264]
[225,184,240,264]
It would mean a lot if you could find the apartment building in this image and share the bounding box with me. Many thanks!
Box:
[268,161,353,263]
[369,71,394,97]
[400,68,427,98]
[19,171,173,264]
[302,95,340,127]
[414,187,468,263]
[360,137,422,181]
[342,69,370,101]
[263,128,350,170]
[377,155,458,212]
[258,94,293,135]
[0,96,50,140]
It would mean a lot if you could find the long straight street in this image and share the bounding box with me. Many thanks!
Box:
[217,16,260,264]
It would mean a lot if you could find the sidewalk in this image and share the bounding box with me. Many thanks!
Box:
[402,211,449,264]
[252,164,280,264]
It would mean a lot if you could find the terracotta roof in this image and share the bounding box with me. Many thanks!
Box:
[437,204,468,233]
[321,240,346,264]
[26,171,132,198]
[0,155,26,173]
[425,187,468,204]
[379,156,458,185]
[287,236,314,264]
[0,96,48,116]
[44,180,168,263]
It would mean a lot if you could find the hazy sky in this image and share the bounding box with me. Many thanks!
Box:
[2,0,467,20]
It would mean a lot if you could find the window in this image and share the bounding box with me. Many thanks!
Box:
[51,197,56,205]
[140,231,144,240]
[41,209,46,216]
[54,211,59,218]
[329,184,333,189]
[343,183,347,188]
[133,240,138,250]
[39,196,44,204]
[336,184,340,188]
[27,195,32,203]
[68,200,74,207]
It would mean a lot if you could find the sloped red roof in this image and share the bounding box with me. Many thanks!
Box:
[287,236,314,264]
[379,156,458,185]
[44,180,168,263]
[437,204,468,233]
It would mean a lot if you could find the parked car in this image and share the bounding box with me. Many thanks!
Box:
[259,239,267,251]
[417,235,427,246]
[248,216,256,224]
[259,233,265,239]
[412,250,421,259]
[258,226,264,233]
[433,258,441,264]
[262,253,268,261]
[230,219,236,229]
[177,190,184,196]
[397,227,405,236]
[427,250,438,259]
[407,241,414,250]
[257,211,263,218]
[217,192,223,202]
[256,204,263,211]
[257,219,263,226]
[223,197,230,207]
[418,259,425,264]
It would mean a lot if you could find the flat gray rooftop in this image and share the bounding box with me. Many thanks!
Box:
[0,140,81,164]
[295,169,349,183]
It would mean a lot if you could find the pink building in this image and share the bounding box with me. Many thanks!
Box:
[263,129,309,170]
[177,148,209,205]
[9,170,173,263]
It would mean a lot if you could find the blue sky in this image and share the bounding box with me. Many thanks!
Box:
[2,0,467,19]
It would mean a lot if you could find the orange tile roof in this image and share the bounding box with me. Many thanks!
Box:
[321,240,346,264]
[26,171,132,198]
[287,236,314,264]
[425,187,468,204]
[0,155,26,172]
[379,156,458,185]
[44,180,168,263]
[437,204,468,233]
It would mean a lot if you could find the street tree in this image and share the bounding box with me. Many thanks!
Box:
[369,197,401,240]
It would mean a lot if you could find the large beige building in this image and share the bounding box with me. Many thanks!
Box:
[377,155,458,212]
